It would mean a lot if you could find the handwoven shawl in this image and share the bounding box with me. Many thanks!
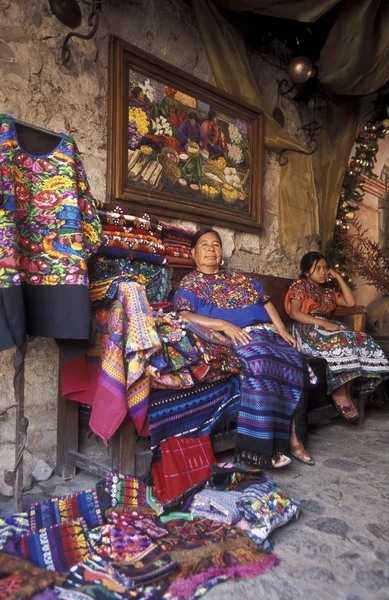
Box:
[29,489,102,532]
[89,282,161,442]
[20,521,90,571]
[148,377,241,450]
[234,327,304,464]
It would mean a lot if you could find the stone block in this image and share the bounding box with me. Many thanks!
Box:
[32,459,55,482]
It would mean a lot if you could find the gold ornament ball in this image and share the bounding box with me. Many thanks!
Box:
[346,212,354,219]
[287,56,313,84]
[382,118,389,128]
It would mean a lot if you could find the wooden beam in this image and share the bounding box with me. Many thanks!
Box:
[67,451,110,478]
[111,415,137,475]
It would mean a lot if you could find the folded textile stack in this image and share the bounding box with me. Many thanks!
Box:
[161,222,195,267]
[89,256,172,309]
[97,202,166,261]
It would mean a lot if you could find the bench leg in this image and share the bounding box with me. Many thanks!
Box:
[111,416,137,475]
[355,391,366,426]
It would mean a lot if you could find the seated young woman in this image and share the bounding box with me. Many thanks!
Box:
[285,252,389,421]
[174,227,314,468]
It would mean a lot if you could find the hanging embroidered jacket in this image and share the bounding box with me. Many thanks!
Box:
[0,114,102,353]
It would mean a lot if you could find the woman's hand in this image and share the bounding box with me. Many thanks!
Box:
[279,330,300,350]
[219,321,252,345]
[318,320,344,332]
[326,268,342,281]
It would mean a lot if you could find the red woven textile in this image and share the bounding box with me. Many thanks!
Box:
[152,435,216,503]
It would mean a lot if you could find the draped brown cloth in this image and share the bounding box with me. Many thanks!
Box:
[319,0,389,96]
[217,0,342,21]
[193,0,319,254]
[194,0,389,251]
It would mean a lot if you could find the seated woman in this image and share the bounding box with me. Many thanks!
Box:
[174,227,314,468]
[285,252,389,420]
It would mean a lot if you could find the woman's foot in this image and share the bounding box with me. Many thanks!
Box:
[332,383,359,421]
[271,453,291,468]
[290,443,315,466]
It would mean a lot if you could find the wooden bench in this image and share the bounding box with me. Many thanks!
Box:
[56,270,366,480]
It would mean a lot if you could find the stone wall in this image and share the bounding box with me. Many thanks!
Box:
[0,0,319,478]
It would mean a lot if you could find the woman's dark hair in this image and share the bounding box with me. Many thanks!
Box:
[208,109,217,120]
[191,227,222,249]
[299,252,327,278]
[131,86,143,98]
[188,111,198,122]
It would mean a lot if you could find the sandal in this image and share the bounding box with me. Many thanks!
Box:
[271,453,291,468]
[334,402,359,422]
[289,443,315,466]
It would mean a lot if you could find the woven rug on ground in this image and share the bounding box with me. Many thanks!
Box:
[0,513,29,551]
[58,554,130,600]
[112,543,178,586]
[161,518,279,599]
[20,521,90,571]
[29,489,103,532]
[97,511,168,563]
[0,551,65,600]
[236,477,300,549]
[148,376,241,451]
[105,473,148,509]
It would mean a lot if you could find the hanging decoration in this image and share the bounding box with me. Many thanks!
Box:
[328,95,389,286]
[276,57,328,163]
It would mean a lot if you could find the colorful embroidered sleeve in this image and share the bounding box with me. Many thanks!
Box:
[74,145,102,256]
[174,287,199,313]
[287,280,306,302]
[252,278,271,304]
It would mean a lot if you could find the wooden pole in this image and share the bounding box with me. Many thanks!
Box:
[9,341,29,512]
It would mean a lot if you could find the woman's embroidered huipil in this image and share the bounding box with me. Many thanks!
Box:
[0,114,102,352]
[174,268,271,327]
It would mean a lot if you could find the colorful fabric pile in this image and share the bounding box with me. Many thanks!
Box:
[0,471,304,600]
[150,314,243,389]
[90,256,172,309]
[161,223,195,266]
[97,203,166,261]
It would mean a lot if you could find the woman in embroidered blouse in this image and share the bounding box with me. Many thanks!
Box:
[175,228,314,468]
[285,252,389,421]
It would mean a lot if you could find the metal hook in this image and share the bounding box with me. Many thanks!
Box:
[277,139,318,166]
[61,0,106,66]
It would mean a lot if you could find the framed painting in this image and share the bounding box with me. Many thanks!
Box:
[107,36,264,231]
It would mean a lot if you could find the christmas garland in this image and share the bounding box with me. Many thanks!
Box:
[328,95,389,287]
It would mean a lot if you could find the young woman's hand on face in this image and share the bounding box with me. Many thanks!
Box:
[326,268,342,281]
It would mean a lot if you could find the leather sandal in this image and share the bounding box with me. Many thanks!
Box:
[334,402,359,422]
[289,443,315,466]
[271,453,291,468]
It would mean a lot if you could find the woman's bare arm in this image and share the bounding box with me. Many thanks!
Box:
[179,311,252,345]
[264,301,299,349]
[289,299,343,332]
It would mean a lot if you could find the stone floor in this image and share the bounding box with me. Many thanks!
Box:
[1,405,389,599]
